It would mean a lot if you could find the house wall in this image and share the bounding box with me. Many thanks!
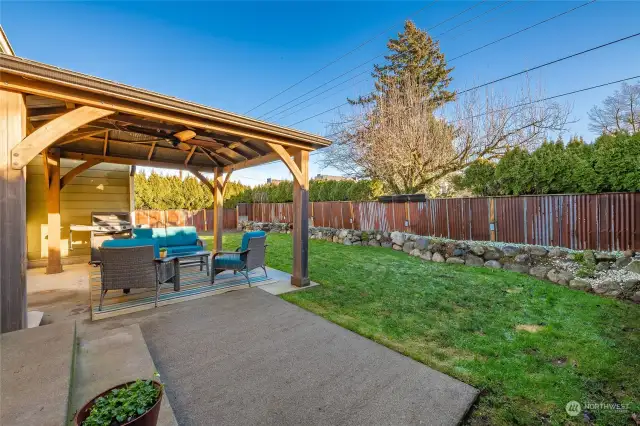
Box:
[26,155,131,266]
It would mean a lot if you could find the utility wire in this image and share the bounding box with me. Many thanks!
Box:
[435,0,513,38]
[257,0,496,120]
[457,31,640,95]
[448,0,596,62]
[244,0,439,114]
[260,0,595,122]
[291,75,640,127]
[447,0,535,41]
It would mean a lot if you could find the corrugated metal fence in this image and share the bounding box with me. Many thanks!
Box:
[238,192,640,251]
[135,209,237,231]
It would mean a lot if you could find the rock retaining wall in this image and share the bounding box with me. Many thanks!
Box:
[239,221,640,303]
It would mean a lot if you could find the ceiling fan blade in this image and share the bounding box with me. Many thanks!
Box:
[174,130,196,142]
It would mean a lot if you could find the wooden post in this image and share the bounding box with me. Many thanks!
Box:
[1,90,28,332]
[46,148,63,274]
[489,197,496,241]
[213,168,224,252]
[291,151,310,287]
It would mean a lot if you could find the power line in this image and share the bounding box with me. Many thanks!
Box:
[447,0,535,42]
[244,0,439,114]
[290,75,640,127]
[256,0,498,120]
[260,0,595,122]
[435,0,513,38]
[448,0,597,62]
[457,31,640,95]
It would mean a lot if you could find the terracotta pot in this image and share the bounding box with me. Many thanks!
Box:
[74,381,163,426]
[160,251,167,258]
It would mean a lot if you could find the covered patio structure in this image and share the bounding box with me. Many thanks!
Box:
[0,53,330,333]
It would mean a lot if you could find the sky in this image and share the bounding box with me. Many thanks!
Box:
[2,0,639,186]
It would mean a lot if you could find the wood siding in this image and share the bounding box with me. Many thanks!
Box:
[26,155,131,263]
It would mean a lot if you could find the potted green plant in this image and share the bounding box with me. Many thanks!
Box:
[75,378,163,426]
[159,248,167,258]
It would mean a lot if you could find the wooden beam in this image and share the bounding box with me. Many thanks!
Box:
[266,142,304,186]
[198,146,220,166]
[213,168,224,252]
[222,150,291,173]
[184,145,196,166]
[291,150,310,287]
[60,159,102,190]
[41,149,50,188]
[10,105,114,169]
[1,89,28,332]
[60,150,212,173]
[147,141,156,160]
[191,170,215,196]
[57,129,107,146]
[102,130,109,155]
[222,170,233,195]
[1,73,320,151]
[46,148,63,274]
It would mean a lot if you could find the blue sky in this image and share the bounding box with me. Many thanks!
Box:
[2,1,639,185]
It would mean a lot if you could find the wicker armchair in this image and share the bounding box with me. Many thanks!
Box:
[98,245,176,311]
[211,231,267,286]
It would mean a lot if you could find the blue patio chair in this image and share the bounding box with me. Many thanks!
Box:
[211,231,267,286]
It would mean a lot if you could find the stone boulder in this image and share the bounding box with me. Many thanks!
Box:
[548,248,566,258]
[569,278,592,291]
[547,269,574,285]
[446,257,465,264]
[620,278,640,293]
[583,250,596,264]
[368,240,381,247]
[452,248,466,257]
[529,266,551,280]
[337,229,349,239]
[502,246,521,257]
[615,257,631,269]
[503,263,529,273]
[390,231,405,246]
[594,252,616,262]
[445,242,457,257]
[409,248,421,257]
[527,246,548,257]
[592,280,620,295]
[392,244,403,251]
[631,292,640,303]
[625,260,640,274]
[469,244,485,256]
[402,242,414,253]
[514,254,530,264]
[420,251,432,261]
[415,238,429,251]
[595,262,611,272]
[432,252,445,263]
[484,260,502,269]
[343,238,352,246]
[465,254,484,266]
[483,247,503,261]
[381,242,393,249]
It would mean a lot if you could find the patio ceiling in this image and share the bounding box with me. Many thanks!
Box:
[0,53,331,173]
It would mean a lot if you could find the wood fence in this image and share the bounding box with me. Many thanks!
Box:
[134,209,237,231]
[237,192,640,251]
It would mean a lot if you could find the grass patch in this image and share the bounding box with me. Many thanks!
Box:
[203,233,640,425]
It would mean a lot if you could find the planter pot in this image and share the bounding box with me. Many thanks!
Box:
[159,251,167,258]
[74,381,163,426]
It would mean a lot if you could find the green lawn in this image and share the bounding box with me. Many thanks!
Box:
[203,233,640,425]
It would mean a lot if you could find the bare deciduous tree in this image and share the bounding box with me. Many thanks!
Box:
[321,77,568,194]
[588,81,640,135]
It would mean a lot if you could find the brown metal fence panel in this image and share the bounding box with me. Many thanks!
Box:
[236,192,640,250]
[134,209,236,231]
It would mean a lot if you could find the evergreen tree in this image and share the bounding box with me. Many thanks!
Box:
[350,20,455,107]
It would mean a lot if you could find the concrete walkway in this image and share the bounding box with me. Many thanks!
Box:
[92,289,478,425]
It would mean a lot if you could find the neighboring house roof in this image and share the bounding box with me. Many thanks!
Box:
[0,26,15,56]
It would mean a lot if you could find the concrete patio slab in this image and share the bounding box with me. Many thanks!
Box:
[91,289,477,425]
[1,322,76,426]
[254,266,319,295]
[70,324,177,426]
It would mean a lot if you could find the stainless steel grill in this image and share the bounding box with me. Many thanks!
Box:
[85,212,133,262]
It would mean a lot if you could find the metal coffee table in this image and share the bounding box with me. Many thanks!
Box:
[171,251,210,291]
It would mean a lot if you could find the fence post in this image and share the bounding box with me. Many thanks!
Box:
[489,198,496,241]
[203,209,207,231]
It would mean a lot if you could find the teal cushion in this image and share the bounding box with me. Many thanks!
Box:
[101,238,159,258]
[165,226,198,247]
[214,254,244,269]
[241,231,266,251]
[133,228,167,248]
[166,245,202,255]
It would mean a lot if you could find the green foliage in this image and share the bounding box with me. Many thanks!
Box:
[456,133,640,196]
[134,172,249,210]
[352,20,455,107]
[82,380,160,426]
